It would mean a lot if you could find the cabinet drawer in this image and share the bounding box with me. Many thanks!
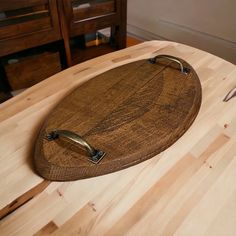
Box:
[4,51,61,90]
[0,1,50,38]
[0,0,61,57]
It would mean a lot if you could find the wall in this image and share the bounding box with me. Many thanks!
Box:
[127,0,236,63]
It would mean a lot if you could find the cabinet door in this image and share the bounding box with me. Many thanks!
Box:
[58,0,127,66]
[0,0,61,56]
[62,0,122,36]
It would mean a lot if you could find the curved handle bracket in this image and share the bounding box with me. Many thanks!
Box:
[45,130,106,164]
[148,54,190,75]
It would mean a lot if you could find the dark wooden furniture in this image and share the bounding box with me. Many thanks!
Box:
[0,0,127,91]
[0,0,62,92]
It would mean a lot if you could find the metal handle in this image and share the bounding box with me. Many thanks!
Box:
[45,130,106,164]
[223,87,236,102]
[148,54,190,74]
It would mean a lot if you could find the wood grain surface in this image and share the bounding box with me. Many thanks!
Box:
[34,57,201,181]
[0,41,236,235]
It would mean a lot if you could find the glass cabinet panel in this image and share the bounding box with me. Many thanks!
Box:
[72,0,115,21]
[0,5,49,27]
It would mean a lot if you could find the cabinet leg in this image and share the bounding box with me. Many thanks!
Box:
[111,25,127,49]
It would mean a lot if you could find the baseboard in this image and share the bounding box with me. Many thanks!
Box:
[127,22,236,64]
[127,24,164,41]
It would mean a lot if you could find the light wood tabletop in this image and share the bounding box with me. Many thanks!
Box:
[0,41,236,236]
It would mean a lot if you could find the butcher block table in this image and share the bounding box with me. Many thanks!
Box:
[1,41,236,236]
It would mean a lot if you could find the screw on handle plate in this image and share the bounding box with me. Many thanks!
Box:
[148,54,190,75]
[45,130,106,164]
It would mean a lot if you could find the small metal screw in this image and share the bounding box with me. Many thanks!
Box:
[148,58,156,64]
[45,131,58,141]
[90,150,105,164]
[183,67,190,75]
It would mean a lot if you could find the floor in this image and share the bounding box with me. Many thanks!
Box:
[126,36,143,47]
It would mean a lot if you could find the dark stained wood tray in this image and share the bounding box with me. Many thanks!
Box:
[34,55,202,181]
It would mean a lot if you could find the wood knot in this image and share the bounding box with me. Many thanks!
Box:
[57,189,63,197]
[88,201,97,212]
[224,124,228,129]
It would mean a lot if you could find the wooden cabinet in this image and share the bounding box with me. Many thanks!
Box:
[0,0,127,91]
[0,0,127,63]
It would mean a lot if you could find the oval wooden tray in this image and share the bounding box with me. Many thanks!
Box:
[34,55,202,181]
